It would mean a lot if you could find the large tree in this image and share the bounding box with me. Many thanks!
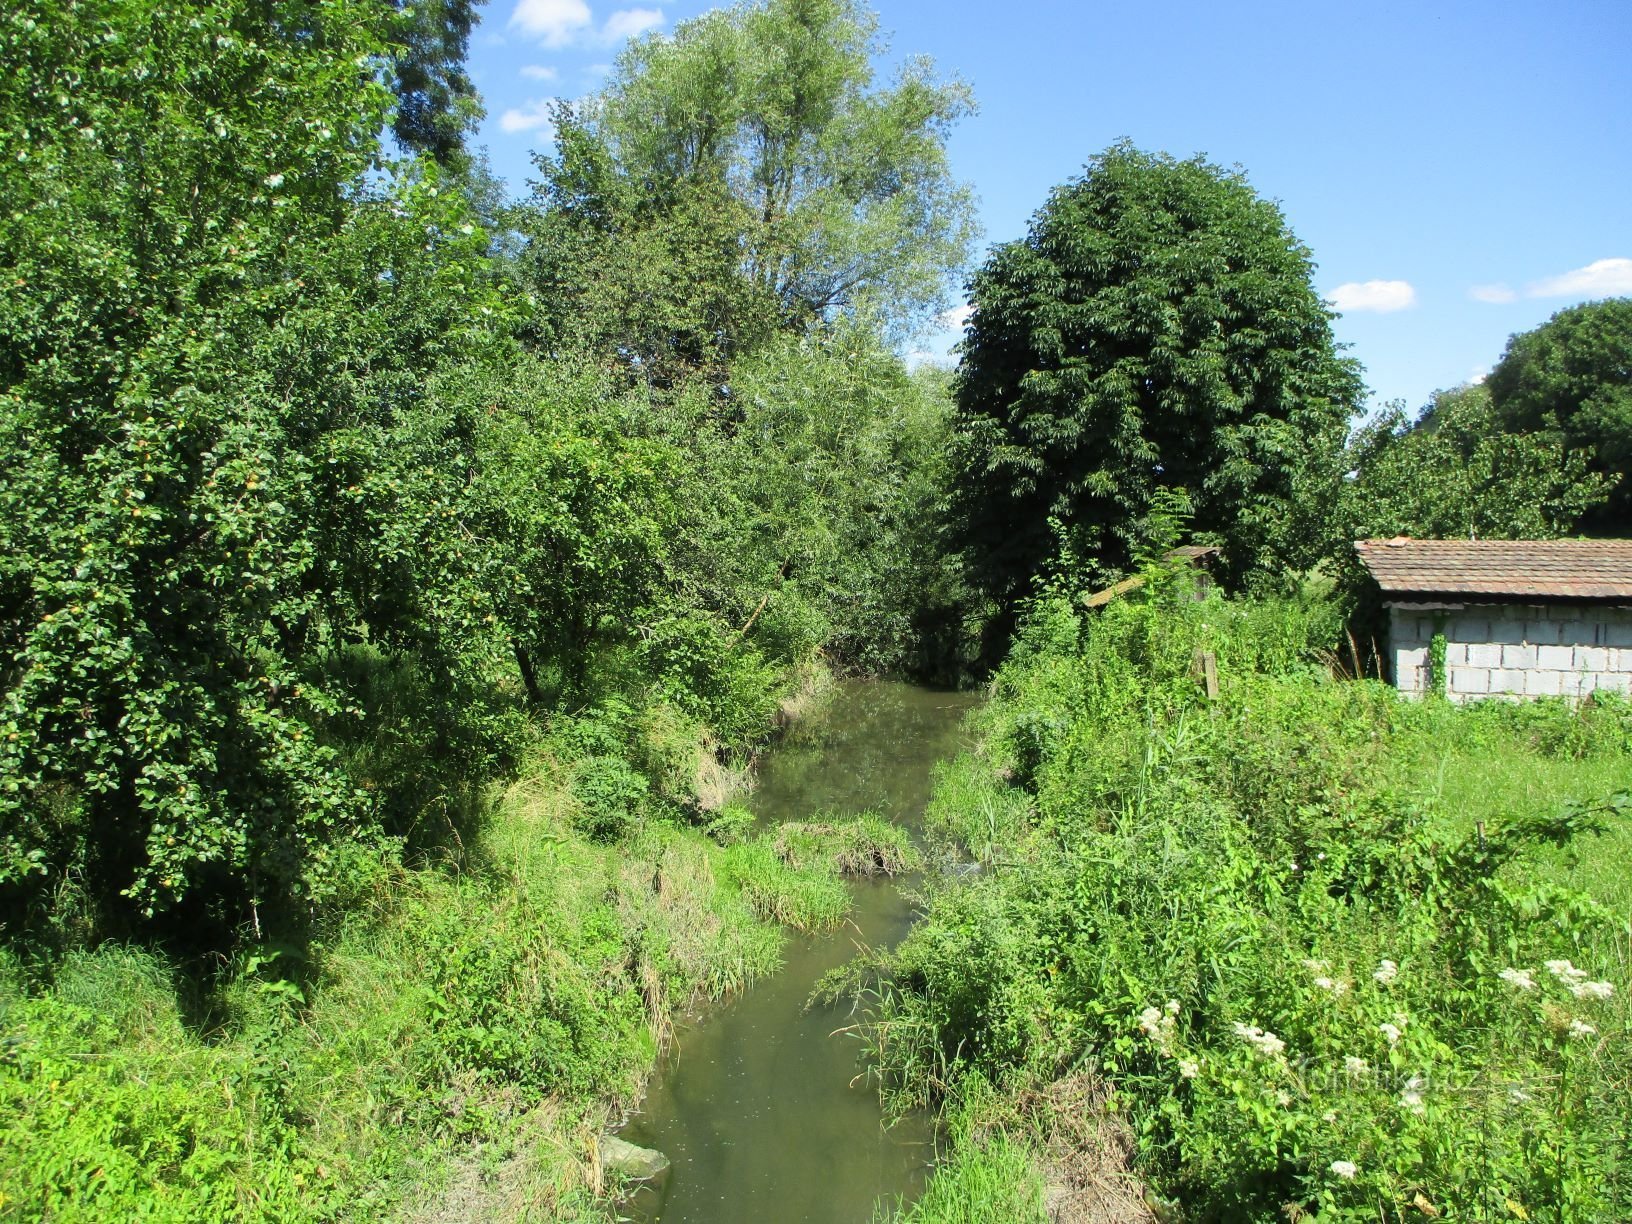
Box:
[949,143,1364,622]
[384,0,486,167]
[1486,297,1632,526]
[1342,383,1611,545]
[520,0,978,380]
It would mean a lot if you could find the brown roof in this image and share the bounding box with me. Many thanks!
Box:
[1354,538,1632,600]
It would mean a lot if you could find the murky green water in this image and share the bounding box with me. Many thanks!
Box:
[620,680,982,1224]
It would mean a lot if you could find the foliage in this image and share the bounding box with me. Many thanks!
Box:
[859,577,1632,1220]
[1342,383,1611,549]
[949,143,1364,630]
[0,745,791,1220]
[520,0,978,383]
[383,0,486,166]
[0,0,526,928]
[1487,297,1632,525]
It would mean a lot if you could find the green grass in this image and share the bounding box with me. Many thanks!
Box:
[0,745,796,1222]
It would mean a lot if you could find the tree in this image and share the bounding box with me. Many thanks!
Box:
[949,144,1364,629]
[1342,383,1611,545]
[519,0,978,379]
[1486,298,1632,526]
[384,0,487,167]
[0,1,517,928]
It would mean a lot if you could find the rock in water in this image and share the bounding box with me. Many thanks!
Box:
[600,1135,670,1180]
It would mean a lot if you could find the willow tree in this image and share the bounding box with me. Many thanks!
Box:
[521,0,978,380]
[950,144,1364,630]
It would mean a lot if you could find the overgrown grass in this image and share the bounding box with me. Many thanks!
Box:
[0,718,816,1221]
[857,572,1632,1222]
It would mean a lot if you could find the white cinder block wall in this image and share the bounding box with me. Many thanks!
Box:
[1389,604,1632,702]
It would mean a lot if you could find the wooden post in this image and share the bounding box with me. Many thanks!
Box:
[1192,649,1218,701]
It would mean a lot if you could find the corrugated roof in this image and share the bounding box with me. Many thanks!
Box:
[1354,538,1632,600]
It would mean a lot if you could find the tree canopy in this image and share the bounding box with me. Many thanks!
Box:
[1486,297,1632,526]
[948,143,1364,622]
[519,0,978,381]
[1341,383,1611,546]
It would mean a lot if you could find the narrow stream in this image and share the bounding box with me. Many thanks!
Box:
[620,680,981,1223]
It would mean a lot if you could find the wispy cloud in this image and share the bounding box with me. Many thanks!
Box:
[937,303,974,332]
[602,7,665,41]
[499,97,559,135]
[510,0,592,47]
[1526,257,1632,299]
[1468,283,1517,304]
[510,1,664,47]
[520,64,559,81]
[1326,280,1417,314]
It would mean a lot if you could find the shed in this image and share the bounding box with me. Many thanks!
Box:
[1354,537,1632,701]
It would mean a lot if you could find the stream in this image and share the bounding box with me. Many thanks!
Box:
[619,680,982,1223]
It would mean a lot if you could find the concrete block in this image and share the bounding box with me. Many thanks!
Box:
[1525,670,1564,697]
[1396,646,1427,675]
[1603,619,1632,647]
[1468,643,1503,668]
[1444,642,1468,666]
[1538,645,1574,669]
[1490,669,1526,694]
[1488,618,1526,645]
[1561,620,1594,646]
[1575,646,1610,671]
[1450,667,1490,694]
[1502,643,1538,668]
[1526,620,1561,645]
[1594,672,1631,695]
[1452,618,1488,642]
[1560,673,1590,699]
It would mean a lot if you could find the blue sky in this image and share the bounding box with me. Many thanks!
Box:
[466,0,1631,415]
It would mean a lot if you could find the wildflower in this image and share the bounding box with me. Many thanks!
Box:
[1379,1022,1403,1046]
[1321,1110,1338,1123]
[1545,959,1588,983]
[1178,1058,1200,1079]
[1569,980,1614,1002]
[1498,967,1536,991]
[1313,976,1349,995]
[1275,1089,1293,1107]
[1373,959,1398,985]
[1343,1055,1369,1077]
[1568,1019,1597,1040]
[1164,999,1180,1016]
[1330,1160,1358,1180]
[1509,1086,1530,1103]
[1303,958,1329,974]
[1232,1022,1287,1058]
[1400,1074,1427,1115]
[1138,1005,1176,1055]
[1137,1006,1162,1036]
[264,172,284,189]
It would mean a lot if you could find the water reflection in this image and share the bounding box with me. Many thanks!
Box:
[620,680,981,1224]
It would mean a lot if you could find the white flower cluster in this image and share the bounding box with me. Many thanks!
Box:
[1399,1073,1427,1115]
[1343,1055,1369,1077]
[1568,1019,1597,1040]
[1329,1159,1358,1180]
[1137,999,1180,1056]
[1304,957,1349,995]
[1373,959,1398,985]
[1498,967,1536,991]
[1545,960,1615,1000]
[1378,1012,1409,1046]
[1232,1022,1287,1059]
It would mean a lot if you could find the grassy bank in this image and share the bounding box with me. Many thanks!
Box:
[866,570,1632,1222]
[0,674,922,1222]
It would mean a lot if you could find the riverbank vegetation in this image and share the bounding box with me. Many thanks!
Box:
[863,564,1632,1221]
[5,0,1631,1219]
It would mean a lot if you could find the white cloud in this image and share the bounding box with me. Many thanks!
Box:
[509,0,592,47]
[1325,279,1417,314]
[937,303,974,332]
[602,7,664,41]
[499,98,559,135]
[1469,366,1489,385]
[1526,257,1632,299]
[520,64,559,81]
[1468,282,1517,304]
